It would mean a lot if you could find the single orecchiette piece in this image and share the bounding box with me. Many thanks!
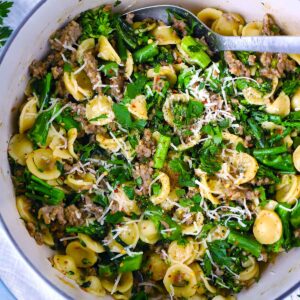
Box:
[67,128,79,159]
[76,38,95,63]
[48,126,72,160]
[101,272,133,294]
[65,173,96,191]
[85,95,115,125]
[293,145,300,172]
[163,264,197,297]
[168,238,198,265]
[63,70,93,101]
[26,148,61,180]
[111,187,141,216]
[144,253,168,281]
[275,174,300,204]
[125,50,133,78]
[222,131,246,147]
[225,151,258,185]
[265,91,290,117]
[53,255,81,282]
[16,195,36,223]
[138,219,160,244]
[289,54,300,65]
[81,276,105,296]
[242,77,278,105]
[242,21,263,36]
[152,25,181,45]
[239,256,259,281]
[211,13,245,36]
[66,240,98,268]
[195,173,220,205]
[19,96,38,133]
[253,209,282,244]
[197,8,223,28]
[117,220,140,248]
[96,133,124,153]
[291,87,300,111]
[182,212,204,236]
[189,262,216,295]
[8,133,34,165]
[78,233,105,253]
[126,95,148,120]
[147,65,177,87]
[150,172,171,205]
[98,35,121,64]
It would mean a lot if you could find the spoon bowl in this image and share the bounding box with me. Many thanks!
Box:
[124,5,300,53]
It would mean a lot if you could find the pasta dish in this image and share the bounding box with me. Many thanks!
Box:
[7,4,300,299]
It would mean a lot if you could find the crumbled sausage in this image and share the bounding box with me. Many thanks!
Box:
[133,163,154,195]
[50,21,82,51]
[83,51,102,94]
[110,75,125,102]
[224,51,251,77]
[262,14,280,36]
[65,205,83,226]
[26,222,44,245]
[172,17,187,36]
[38,205,66,225]
[136,129,156,159]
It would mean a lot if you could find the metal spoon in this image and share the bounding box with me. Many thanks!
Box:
[124,4,300,53]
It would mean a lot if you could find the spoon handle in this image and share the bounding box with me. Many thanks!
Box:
[217,35,300,53]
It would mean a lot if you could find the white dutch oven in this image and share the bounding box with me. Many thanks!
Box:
[0,0,300,299]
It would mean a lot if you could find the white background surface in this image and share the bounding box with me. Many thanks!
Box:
[0,0,299,299]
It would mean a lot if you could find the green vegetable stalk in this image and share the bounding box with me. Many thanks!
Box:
[133,43,159,63]
[119,253,143,272]
[153,134,171,169]
[291,201,300,228]
[115,16,137,49]
[228,231,262,258]
[25,175,65,205]
[181,36,211,69]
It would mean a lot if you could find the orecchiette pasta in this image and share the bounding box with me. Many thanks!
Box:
[238,256,259,281]
[118,221,140,248]
[26,148,61,180]
[101,272,133,294]
[168,238,198,265]
[65,173,96,191]
[189,263,209,295]
[242,21,263,36]
[78,233,105,253]
[291,87,300,111]
[163,264,197,297]
[96,133,123,153]
[126,95,148,120]
[63,70,93,101]
[144,253,168,281]
[253,209,282,244]
[289,54,300,65]
[66,240,98,268]
[48,126,72,160]
[19,96,38,133]
[147,65,177,87]
[76,38,95,63]
[293,145,300,172]
[98,36,121,64]
[222,131,245,147]
[182,212,204,236]
[53,255,81,282]
[125,50,133,78]
[85,95,115,125]
[265,91,290,117]
[152,25,181,45]
[67,128,79,160]
[211,13,245,36]
[8,133,34,166]
[242,77,278,105]
[275,174,300,204]
[81,276,105,296]
[197,8,223,28]
[16,195,36,223]
[150,172,171,205]
[138,219,160,244]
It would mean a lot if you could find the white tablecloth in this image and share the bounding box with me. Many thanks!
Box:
[0,1,299,299]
